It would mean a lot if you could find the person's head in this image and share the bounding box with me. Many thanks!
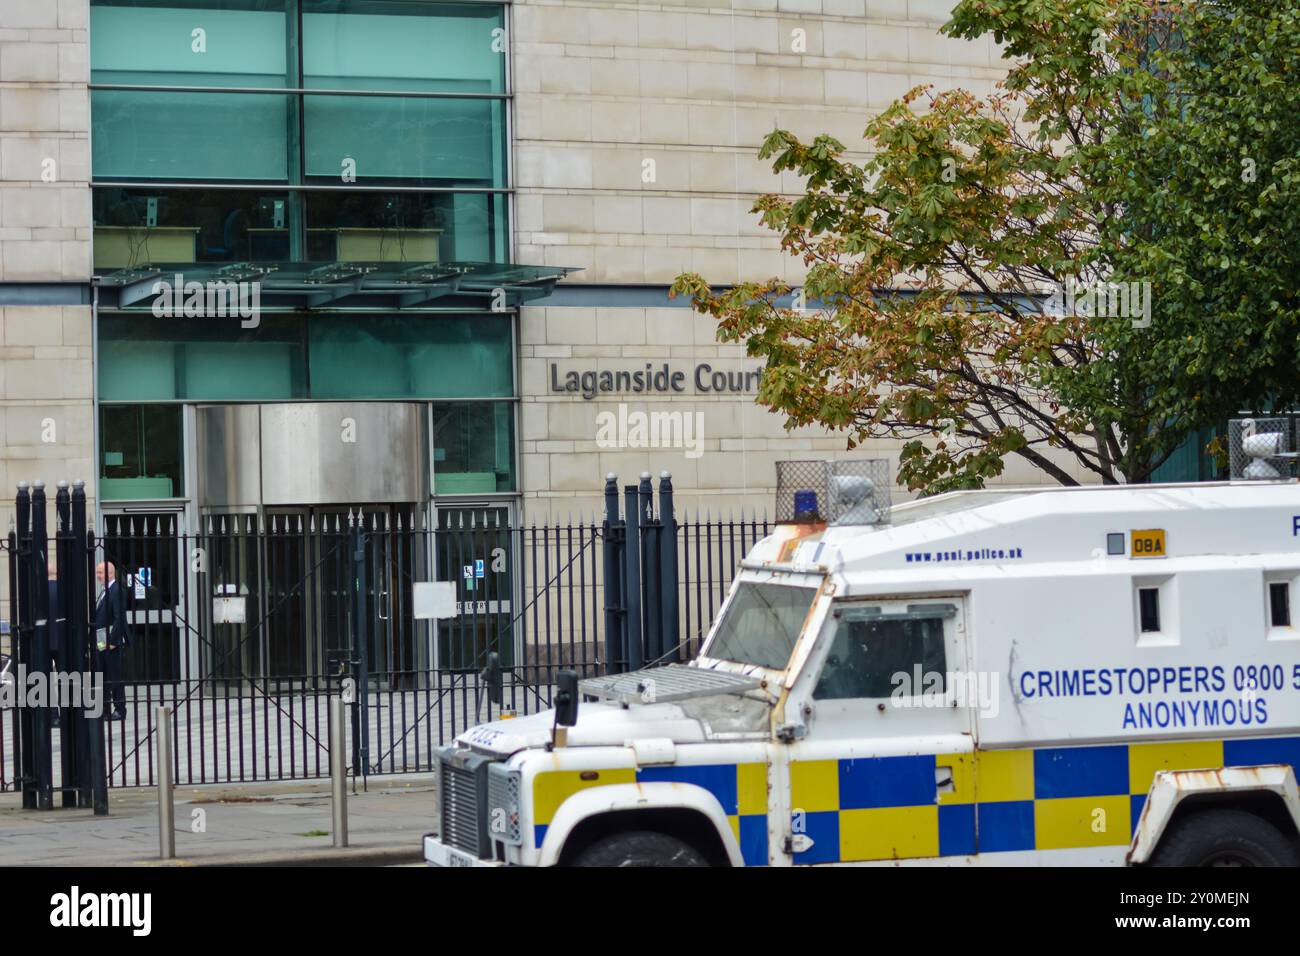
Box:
[47,557,58,580]
[95,561,115,586]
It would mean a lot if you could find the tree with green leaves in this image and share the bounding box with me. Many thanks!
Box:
[672,0,1300,493]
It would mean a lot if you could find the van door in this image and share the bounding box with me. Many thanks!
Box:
[779,598,976,865]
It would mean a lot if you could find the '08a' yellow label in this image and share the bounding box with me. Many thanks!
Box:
[1131,528,1167,558]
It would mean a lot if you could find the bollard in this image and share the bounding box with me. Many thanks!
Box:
[157,705,175,859]
[330,695,348,847]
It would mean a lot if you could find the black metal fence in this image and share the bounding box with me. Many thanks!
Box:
[1,478,770,794]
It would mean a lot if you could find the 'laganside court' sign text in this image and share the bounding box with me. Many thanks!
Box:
[549,362,761,400]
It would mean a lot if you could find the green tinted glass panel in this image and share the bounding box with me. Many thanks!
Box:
[303,95,505,185]
[100,338,180,400]
[92,90,290,181]
[99,314,307,401]
[100,403,185,499]
[302,190,508,263]
[101,314,509,401]
[1151,426,1219,482]
[431,402,515,493]
[90,1,289,88]
[93,187,293,268]
[302,2,504,93]
[308,314,512,399]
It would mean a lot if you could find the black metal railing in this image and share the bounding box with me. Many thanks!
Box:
[1,480,770,792]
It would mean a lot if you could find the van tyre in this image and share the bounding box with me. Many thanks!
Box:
[1150,809,1299,867]
[571,831,709,867]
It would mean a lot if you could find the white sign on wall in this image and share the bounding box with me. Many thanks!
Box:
[213,596,246,624]
[414,581,458,620]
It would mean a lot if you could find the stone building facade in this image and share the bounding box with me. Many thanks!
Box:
[508,0,1073,519]
[0,0,93,510]
[0,0,1088,537]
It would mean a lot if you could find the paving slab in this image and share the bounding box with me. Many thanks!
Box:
[0,774,436,867]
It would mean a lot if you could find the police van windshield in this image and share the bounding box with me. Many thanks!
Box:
[705,582,818,670]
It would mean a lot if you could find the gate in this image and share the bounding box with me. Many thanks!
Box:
[1,476,770,792]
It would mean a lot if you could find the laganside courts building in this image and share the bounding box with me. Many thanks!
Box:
[0,0,1114,527]
[0,1,1224,686]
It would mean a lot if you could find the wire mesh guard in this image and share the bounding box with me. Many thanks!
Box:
[579,664,761,705]
[774,459,892,525]
[1228,418,1295,480]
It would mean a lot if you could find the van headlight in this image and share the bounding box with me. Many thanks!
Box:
[487,762,522,846]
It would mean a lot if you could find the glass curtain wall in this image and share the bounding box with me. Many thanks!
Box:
[89,0,510,269]
[91,0,518,502]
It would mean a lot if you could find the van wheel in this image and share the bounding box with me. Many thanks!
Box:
[1149,809,1299,867]
[571,831,709,867]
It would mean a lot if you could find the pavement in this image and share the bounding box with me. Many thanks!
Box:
[0,774,435,866]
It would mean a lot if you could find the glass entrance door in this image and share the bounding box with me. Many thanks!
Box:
[262,504,423,687]
[435,505,513,670]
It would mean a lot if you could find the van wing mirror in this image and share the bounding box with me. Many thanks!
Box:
[554,670,579,727]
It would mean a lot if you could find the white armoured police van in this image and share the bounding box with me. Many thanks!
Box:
[424,420,1300,867]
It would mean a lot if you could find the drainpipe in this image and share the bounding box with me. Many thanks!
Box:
[91,280,101,535]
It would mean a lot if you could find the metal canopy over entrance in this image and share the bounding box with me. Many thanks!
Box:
[93,260,579,310]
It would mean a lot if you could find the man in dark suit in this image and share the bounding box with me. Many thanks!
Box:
[94,561,130,720]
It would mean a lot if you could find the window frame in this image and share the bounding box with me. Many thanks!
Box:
[811,603,958,703]
[699,579,822,673]
[1265,571,1300,641]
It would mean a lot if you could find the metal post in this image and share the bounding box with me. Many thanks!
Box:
[623,483,643,671]
[69,482,92,808]
[330,695,348,847]
[601,474,624,674]
[30,481,52,809]
[55,482,76,806]
[15,482,35,809]
[639,473,660,663]
[157,705,174,859]
[658,472,680,663]
[83,515,108,816]
[350,514,370,781]
[5,519,20,807]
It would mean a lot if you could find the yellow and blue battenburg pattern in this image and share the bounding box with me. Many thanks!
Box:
[791,735,1300,864]
[531,735,1300,866]
[532,763,769,865]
